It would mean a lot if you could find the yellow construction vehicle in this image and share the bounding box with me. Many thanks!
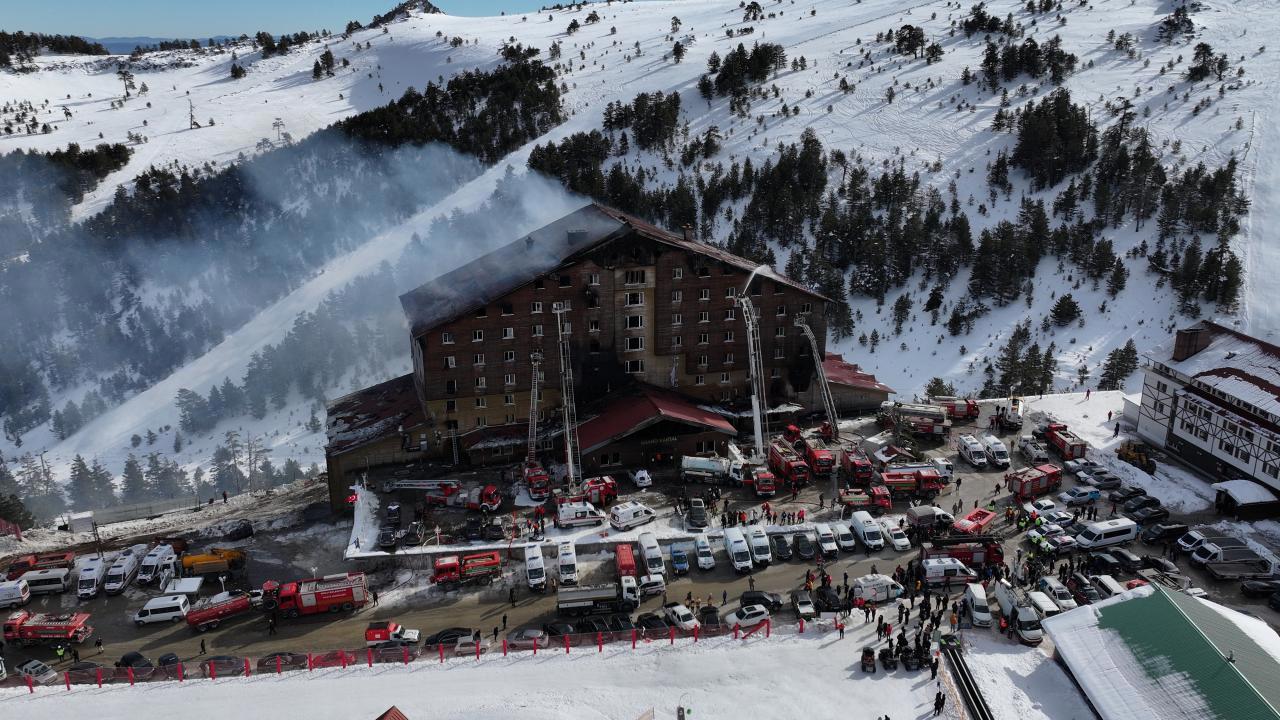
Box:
[180,548,247,575]
[1116,441,1157,474]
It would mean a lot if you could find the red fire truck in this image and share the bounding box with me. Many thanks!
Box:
[840,448,875,485]
[768,439,811,487]
[185,590,263,632]
[879,402,952,435]
[523,461,552,502]
[782,425,836,479]
[837,486,892,515]
[432,551,503,588]
[877,467,946,500]
[5,552,76,581]
[3,610,94,646]
[920,536,1004,567]
[1005,464,1063,500]
[743,467,778,498]
[424,482,503,513]
[952,508,997,535]
[261,572,368,618]
[928,396,981,420]
[1043,423,1087,460]
[554,476,619,506]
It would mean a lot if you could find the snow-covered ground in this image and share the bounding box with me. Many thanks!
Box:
[0,611,1087,720]
[964,632,1096,720]
[5,0,1280,484]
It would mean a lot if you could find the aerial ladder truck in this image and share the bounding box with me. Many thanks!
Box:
[795,314,844,495]
[522,352,552,501]
[735,281,769,463]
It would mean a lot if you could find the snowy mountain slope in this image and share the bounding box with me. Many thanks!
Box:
[6,0,1279,483]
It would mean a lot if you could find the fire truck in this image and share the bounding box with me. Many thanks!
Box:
[876,467,946,500]
[782,425,836,478]
[742,467,777,498]
[523,461,552,501]
[768,439,811,487]
[553,476,619,506]
[1043,423,1087,460]
[919,535,1004,567]
[1004,464,1063,500]
[432,551,503,588]
[837,486,892,515]
[407,480,503,513]
[3,611,94,646]
[952,508,998,535]
[185,590,263,632]
[928,396,981,420]
[839,448,875,485]
[879,401,952,435]
[5,552,76,581]
[261,572,368,619]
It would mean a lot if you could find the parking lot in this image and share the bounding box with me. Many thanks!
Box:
[3,403,1277,685]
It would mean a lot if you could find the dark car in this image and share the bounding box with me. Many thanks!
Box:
[687,499,709,529]
[372,641,420,662]
[813,585,844,613]
[1141,522,1189,544]
[1123,496,1162,514]
[67,661,106,683]
[401,521,426,546]
[222,519,254,541]
[771,535,793,562]
[482,517,512,541]
[697,605,723,628]
[1108,486,1147,504]
[542,622,577,639]
[423,627,474,647]
[636,613,668,631]
[1109,548,1143,572]
[792,533,816,560]
[1241,579,1280,598]
[1066,573,1101,605]
[463,516,484,541]
[257,651,308,671]
[605,615,635,633]
[1141,556,1180,574]
[576,617,609,634]
[1088,552,1123,575]
[200,655,244,677]
[740,590,784,612]
[115,651,152,669]
[1127,506,1171,524]
[377,525,399,549]
[1270,591,1280,612]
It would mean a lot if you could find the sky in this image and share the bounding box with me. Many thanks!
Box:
[1,0,557,39]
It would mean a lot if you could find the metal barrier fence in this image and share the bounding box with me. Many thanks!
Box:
[10,618,835,694]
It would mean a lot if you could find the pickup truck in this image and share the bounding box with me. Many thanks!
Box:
[1018,435,1050,463]
[1205,556,1278,581]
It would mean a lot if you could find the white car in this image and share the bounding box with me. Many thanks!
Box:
[1026,524,1066,544]
[881,522,911,551]
[1021,498,1057,515]
[693,535,716,570]
[1047,534,1078,553]
[662,602,700,631]
[724,604,770,628]
[1058,487,1100,506]
[630,469,653,488]
[1044,510,1075,528]
[17,659,57,685]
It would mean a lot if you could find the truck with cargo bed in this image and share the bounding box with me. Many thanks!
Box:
[185,590,263,631]
[555,578,640,616]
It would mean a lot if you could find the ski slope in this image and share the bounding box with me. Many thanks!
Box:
[3,0,1279,480]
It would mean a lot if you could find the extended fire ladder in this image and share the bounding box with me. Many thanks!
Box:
[795,315,839,441]
[553,305,583,490]
[736,294,769,460]
[527,351,543,463]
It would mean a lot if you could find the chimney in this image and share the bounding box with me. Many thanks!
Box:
[566,229,587,246]
[682,224,693,243]
[1171,326,1212,361]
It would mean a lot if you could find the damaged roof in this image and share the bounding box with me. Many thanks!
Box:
[325,373,424,456]
[576,385,737,455]
[398,203,826,337]
[823,353,895,394]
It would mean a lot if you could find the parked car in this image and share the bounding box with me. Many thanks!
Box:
[423,627,474,647]
[401,521,426,546]
[606,615,635,634]
[115,652,153,670]
[630,469,653,488]
[697,605,723,629]
[1087,552,1123,575]
[670,547,690,575]
[1108,486,1147,504]
[1027,524,1066,545]
[453,637,491,656]
[790,590,817,619]
[17,659,57,685]
[1044,510,1076,528]
[771,535,793,562]
[662,602,700,631]
[310,650,357,668]
[370,641,419,663]
[257,651,308,671]
[376,525,399,550]
[1128,506,1171,524]
[686,499,708,529]
[636,613,668,631]
[1022,498,1057,515]
[200,655,244,677]
[542,622,576,639]
[1241,579,1280,598]
[1048,534,1078,553]
[1080,471,1122,490]
[1058,487,1101,507]
[882,522,911,551]
[1122,496,1162,514]
[1109,548,1143,573]
[1141,522,1189,544]
[1140,556,1180,574]
[792,533,816,560]
[1066,573,1101,605]
[1064,458,1101,474]
[740,590,784,612]
[724,604,770,628]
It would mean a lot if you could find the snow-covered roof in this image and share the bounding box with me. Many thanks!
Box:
[326,373,424,455]
[398,203,826,337]
[1153,322,1280,419]
[1210,479,1278,505]
[823,353,895,394]
[1043,585,1280,720]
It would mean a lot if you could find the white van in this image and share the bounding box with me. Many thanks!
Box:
[1026,590,1061,618]
[104,543,148,595]
[922,558,977,587]
[813,524,839,558]
[77,556,111,600]
[746,527,772,566]
[1037,577,1078,611]
[133,595,191,626]
[525,546,547,592]
[964,583,992,628]
[980,435,1010,469]
[849,511,884,550]
[1089,574,1126,598]
[992,579,1042,645]
[22,568,71,596]
[851,574,903,604]
[557,542,578,586]
[137,545,177,585]
[638,574,667,597]
[608,501,656,530]
[1074,518,1138,550]
[693,535,716,570]
[957,434,987,468]
[638,532,665,577]
[0,579,31,609]
[832,522,858,552]
[723,528,752,573]
[556,502,605,528]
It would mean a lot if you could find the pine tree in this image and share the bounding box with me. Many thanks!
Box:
[120,454,147,504]
[1050,294,1081,326]
[924,377,956,397]
[672,41,686,63]
[68,454,94,510]
[173,432,184,453]
[1107,258,1128,297]
[88,458,117,507]
[145,428,157,445]
[312,61,323,79]
[17,454,64,519]
[0,453,34,527]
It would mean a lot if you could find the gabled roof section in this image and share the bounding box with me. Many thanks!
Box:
[577,385,737,455]
[1153,321,1280,418]
[325,373,424,456]
[398,203,826,337]
[823,353,894,394]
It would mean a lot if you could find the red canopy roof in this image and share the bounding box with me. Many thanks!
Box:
[823,353,895,394]
[577,386,736,454]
